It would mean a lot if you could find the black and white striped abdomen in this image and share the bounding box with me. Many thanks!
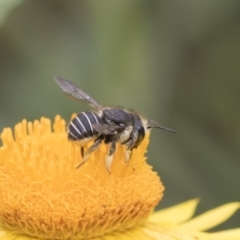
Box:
[68,112,101,141]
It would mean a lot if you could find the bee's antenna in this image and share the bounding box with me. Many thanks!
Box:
[147,125,176,133]
[147,120,176,133]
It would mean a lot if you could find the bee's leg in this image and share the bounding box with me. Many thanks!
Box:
[124,129,139,162]
[105,141,116,174]
[121,138,133,162]
[125,149,132,161]
[76,136,103,169]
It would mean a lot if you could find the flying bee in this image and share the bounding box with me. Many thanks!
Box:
[54,77,176,173]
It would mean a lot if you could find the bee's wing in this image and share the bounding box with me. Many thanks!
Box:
[147,120,176,133]
[92,123,118,135]
[54,77,104,110]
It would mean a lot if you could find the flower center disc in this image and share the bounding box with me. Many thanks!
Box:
[0,116,164,239]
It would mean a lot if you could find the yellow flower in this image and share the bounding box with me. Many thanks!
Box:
[0,116,239,240]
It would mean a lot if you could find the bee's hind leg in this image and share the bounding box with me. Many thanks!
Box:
[76,137,103,169]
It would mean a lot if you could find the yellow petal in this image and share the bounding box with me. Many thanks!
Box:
[142,223,211,240]
[148,199,199,226]
[0,225,214,240]
[0,232,34,240]
[210,228,240,240]
[178,202,240,231]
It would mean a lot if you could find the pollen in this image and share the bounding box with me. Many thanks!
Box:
[0,116,164,239]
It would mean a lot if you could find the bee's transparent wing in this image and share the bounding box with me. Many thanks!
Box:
[147,120,176,133]
[54,77,103,109]
[92,123,118,135]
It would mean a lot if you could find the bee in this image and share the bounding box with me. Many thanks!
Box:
[54,77,176,173]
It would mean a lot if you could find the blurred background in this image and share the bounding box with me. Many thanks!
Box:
[0,0,239,230]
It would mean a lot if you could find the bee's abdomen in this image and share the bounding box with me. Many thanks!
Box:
[68,112,101,141]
